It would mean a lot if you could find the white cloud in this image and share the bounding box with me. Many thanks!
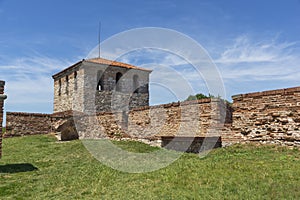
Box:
[0,54,73,112]
[214,35,300,82]
[113,35,300,101]
[215,35,298,64]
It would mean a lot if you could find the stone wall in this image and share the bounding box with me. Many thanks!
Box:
[85,64,150,93]
[5,85,300,149]
[6,112,53,137]
[231,86,300,147]
[83,64,150,113]
[127,99,231,138]
[0,80,7,158]
[78,99,232,142]
[95,91,149,112]
[5,111,76,137]
[53,65,84,113]
[4,98,233,151]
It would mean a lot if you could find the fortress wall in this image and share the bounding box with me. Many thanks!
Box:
[127,99,232,139]
[77,98,231,151]
[231,86,300,147]
[5,112,53,137]
[4,98,233,150]
[5,111,76,137]
[0,81,7,158]
[64,98,231,139]
[4,85,300,149]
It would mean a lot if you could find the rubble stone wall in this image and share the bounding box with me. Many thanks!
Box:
[80,100,216,139]
[5,85,300,148]
[5,112,53,137]
[127,99,231,139]
[94,91,149,112]
[231,86,300,147]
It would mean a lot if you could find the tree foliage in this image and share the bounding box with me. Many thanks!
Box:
[185,93,209,101]
[185,93,232,105]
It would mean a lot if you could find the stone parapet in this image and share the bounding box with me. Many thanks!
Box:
[232,86,300,100]
[5,112,53,137]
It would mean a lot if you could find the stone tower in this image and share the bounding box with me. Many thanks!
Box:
[52,58,151,114]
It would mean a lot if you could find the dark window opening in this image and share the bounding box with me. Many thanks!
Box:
[74,71,78,90]
[116,72,122,91]
[58,79,61,96]
[133,75,139,93]
[97,70,104,91]
[66,75,69,95]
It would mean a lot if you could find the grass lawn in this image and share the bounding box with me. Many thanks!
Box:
[0,135,300,199]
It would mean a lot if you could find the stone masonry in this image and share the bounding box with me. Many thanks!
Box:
[60,98,230,152]
[231,86,300,146]
[6,112,53,137]
[5,85,300,148]
[0,80,7,158]
[52,58,151,114]
[5,99,231,143]
[5,111,74,137]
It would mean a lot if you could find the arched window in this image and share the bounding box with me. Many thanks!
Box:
[133,75,139,93]
[58,79,62,96]
[74,71,78,90]
[65,75,69,95]
[97,70,104,91]
[116,72,122,91]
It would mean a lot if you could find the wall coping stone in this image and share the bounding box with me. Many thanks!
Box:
[6,112,51,117]
[232,86,300,101]
[52,110,76,118]
[130,98,214,112]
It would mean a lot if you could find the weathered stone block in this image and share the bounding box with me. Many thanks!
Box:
[0,80,7,158]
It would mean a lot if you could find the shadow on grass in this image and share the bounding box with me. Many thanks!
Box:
[0,163,38,173]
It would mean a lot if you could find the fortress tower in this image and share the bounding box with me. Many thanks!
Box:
[52,58,151,113]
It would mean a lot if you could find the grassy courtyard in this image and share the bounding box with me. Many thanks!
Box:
[0,135,300,199]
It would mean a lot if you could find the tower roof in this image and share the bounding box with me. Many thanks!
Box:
[85,58,151,72]
[52,57,151,80]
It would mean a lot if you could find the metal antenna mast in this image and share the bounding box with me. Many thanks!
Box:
[98,21,101,58]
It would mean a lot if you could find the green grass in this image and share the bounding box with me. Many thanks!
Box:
[0,135,300,199]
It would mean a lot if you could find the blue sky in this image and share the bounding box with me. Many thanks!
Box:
[0,0,300,114]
